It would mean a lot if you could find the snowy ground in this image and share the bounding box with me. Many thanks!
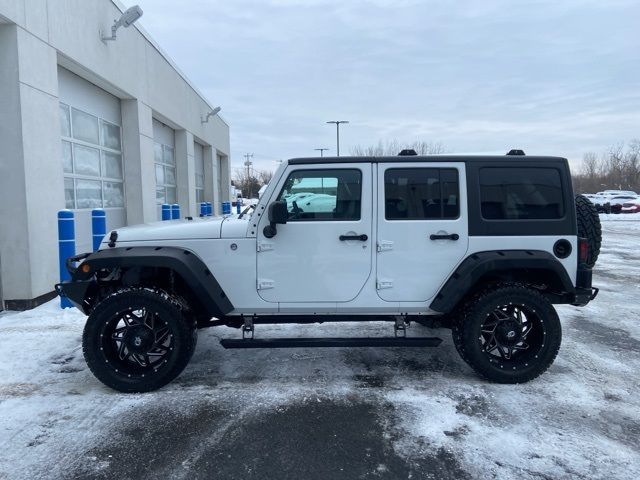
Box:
[1,218,639,479]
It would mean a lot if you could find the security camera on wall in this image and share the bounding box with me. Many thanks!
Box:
[101,5,143,42]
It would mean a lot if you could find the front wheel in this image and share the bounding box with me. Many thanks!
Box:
[83,288,196,393]
[452,284,561,383]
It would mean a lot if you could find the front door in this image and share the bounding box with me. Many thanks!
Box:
[256,164,373,303]
[376,162,469,302]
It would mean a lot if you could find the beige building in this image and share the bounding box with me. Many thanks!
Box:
[0,0,231,310]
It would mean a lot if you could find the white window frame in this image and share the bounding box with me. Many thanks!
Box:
[60,103,125,209]
[154,142,177,205]
[194,143,205,204]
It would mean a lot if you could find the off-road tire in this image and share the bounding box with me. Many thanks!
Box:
[575,194,601,268]
[452,284,561,384]
[83,288,197,393]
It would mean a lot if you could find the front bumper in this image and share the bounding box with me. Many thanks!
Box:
[55,252,95,313]
[54,280,94,313]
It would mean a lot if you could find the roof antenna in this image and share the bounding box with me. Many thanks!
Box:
[506,149,526,156]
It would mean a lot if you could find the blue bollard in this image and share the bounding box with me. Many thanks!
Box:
[91,209,106,251]
[58,210,76,309]
[207,202,212,216]
[222,201,231,215]
[236,199,242,214]
[200,202,207,217]
[161,203,171,221]
[171,203,180,219]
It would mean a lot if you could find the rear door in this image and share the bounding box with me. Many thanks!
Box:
[376,162,468,302]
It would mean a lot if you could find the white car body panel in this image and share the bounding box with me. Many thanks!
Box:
[467,236,577,284]
[220,217,251,238]
[256,163,374,304]
[101,217,223,245]
[375,162,470,302]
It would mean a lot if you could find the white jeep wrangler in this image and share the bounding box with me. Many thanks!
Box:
[57,150,601,392]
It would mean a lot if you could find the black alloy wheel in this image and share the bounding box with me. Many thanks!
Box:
[453,284,562,383]
[105,307,173,372]
[83,289,196,393]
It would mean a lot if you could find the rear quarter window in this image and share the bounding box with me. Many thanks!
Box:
[479,167,564,220]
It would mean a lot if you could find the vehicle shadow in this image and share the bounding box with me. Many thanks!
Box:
[176,322,471,390]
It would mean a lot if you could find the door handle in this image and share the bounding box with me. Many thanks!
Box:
[430,233,459,241]
[339,234,368,241]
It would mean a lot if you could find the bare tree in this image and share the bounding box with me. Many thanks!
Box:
[573,140,640,193]
[233,168,274,199]
[351,139,446,156]
[257,169,273,186]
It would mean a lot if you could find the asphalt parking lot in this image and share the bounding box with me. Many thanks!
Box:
[1,218,639,479]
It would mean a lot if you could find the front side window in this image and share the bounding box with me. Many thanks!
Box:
[480,167,564,220]
[276,169,361,221]
[60,103,124,209]
[385,168,459,220]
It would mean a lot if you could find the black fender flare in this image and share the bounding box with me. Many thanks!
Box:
[59,246,233,317]
[429,250,575,313]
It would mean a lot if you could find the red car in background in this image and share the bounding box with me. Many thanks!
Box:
[621,199,640,213]
[608,195,639,213]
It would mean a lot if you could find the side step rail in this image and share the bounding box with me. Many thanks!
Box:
[220,337,442,349]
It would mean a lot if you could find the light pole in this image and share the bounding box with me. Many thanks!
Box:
[314,148,329,157]
[326,120,349,156]
[243,153,253,198]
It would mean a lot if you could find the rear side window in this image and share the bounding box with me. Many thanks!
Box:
[385,168,459,220]
[480,167,564,220]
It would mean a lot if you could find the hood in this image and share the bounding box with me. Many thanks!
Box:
[102,217,225,245]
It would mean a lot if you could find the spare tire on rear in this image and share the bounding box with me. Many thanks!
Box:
[575,194,601,268]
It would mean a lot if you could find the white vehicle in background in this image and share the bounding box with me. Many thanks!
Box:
[282,192,316,211]
[583,191,639,214]
[582,194,611,213]
[287,193,336,214]
[598,190,638,197]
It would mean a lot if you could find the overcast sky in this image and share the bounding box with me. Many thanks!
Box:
[135,0,639,173]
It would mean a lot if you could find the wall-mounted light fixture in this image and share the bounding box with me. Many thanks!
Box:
[201,106,222,124]
[101,5,143,42]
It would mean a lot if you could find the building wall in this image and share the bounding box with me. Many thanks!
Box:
[0,0,231,308]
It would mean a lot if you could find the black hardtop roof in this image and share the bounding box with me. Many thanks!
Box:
[287,155,568,165]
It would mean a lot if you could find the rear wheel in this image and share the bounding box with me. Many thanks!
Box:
[452,284,561,383]
[83,288,196,393]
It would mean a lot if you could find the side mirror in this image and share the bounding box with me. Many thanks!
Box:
[268,201,288,224]
[263,201,288,238]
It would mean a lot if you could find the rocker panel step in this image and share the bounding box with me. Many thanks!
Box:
[220,337,443,349]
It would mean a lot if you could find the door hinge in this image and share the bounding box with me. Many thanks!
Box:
[257,278,274,290]
[377,240,394,252]
[257,241,273,252]
[377,279,394,289]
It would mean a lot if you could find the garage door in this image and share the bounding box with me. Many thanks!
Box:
[57,67,126,253]
[153,119,176,219]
